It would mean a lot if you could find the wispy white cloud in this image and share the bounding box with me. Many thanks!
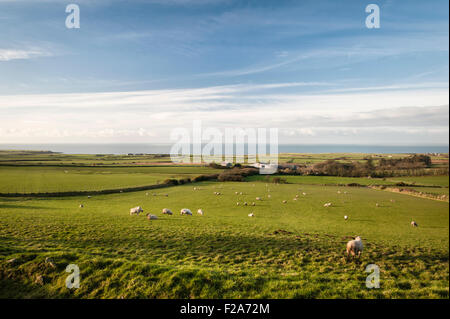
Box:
[0,83,448,144]
[0,48,52,61]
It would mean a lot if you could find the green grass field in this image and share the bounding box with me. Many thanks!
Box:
[0,166,220,193]
[1,182,448,298]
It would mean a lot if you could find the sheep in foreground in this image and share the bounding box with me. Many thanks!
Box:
[162,208,173,215]
[411,220,418,227]
[346,236,363,259]
[180,208,192,216]
[248,213,254,217]
[197,209,204,215]
[130,206,144,215]
[146,213,158,220]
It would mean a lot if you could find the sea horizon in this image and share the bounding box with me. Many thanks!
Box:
[0,143,448,155]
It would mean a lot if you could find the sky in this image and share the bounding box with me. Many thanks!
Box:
[0,0,448,145]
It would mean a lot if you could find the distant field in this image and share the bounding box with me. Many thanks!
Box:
[246,175,397,186]
[246,175,449,188]
[0,166,219,193]
[387,176,449,188]
[0,182,448,298]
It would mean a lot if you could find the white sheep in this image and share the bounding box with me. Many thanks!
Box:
[376,203,380,207]
[146,213,158,220]
[282,200,287,204]
[162,208,173,215]
[302,192,307,196]
[256,197,261,201]
[236,202,240,206]
[411,220,418,227]
[323,202,332,207]
[248,213,254,217]
[252,202,255,206]
[346,236,363,259]
[344,215,348,220]
[79,204,84,208]
[130,206,144,215]
[197,209,204,215]
[180,208,192,216]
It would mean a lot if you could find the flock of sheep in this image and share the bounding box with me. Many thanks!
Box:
[129,206,204,220]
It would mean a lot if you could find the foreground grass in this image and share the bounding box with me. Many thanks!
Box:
[0,182,448,298]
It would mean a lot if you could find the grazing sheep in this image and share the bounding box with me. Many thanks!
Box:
[235,191,238,195]
[344,191,348,194]
[302,192,307,196]
[240,192,243,195]
[295,194,299,198]
[79,204,84,208]
[267,194,271,198]
[236,202,240,206]
[193,187,197,191]
[165,194,169,197]
[87,196,92,199]
[390,199,396,203]
[248,213,254,217]
[282,200,287,204]
[197,209,204,215]
[252,202,255,206]
[376,203,380,207]
[130,206,144,215]
[180,208,192,216]
[323,202,332,207]
[146,192,149,196]
[162,208,173,215]
[344,215,348,220]
[337,191,341,194]
[293,198,297,201]
[243,202,248,206]
[346,236,363,259]
[411,220,418,227]
[146,213,158,220]
[256,197,261,201]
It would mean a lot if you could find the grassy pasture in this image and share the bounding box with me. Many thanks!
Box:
[0,182,448,298]
[0,166,219,194]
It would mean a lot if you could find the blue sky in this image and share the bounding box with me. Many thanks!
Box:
[0,0,448,145]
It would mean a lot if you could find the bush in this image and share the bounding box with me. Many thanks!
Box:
[192,174,219,182]
[163,179,179,186]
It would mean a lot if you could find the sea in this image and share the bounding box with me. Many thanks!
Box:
[0,144,448,155]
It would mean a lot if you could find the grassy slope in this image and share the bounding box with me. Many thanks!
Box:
[0,182,448,298]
